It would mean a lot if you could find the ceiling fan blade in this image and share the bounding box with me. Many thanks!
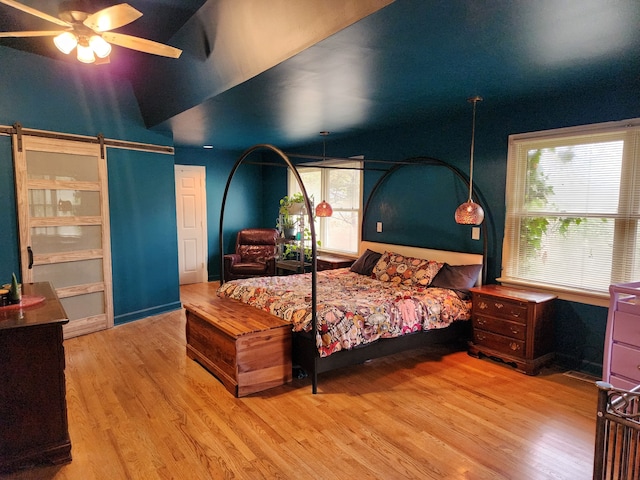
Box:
[0,30,64,38]
[83,3,142,33]
[101,32,182,58]
[0,0,70,27]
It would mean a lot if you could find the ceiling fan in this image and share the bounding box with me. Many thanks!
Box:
[0,0,182,64]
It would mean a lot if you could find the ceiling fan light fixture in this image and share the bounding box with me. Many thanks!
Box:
[76,41,95,63]
[0,2,181,63]
[53,31,77,54]
[89,35,111,58]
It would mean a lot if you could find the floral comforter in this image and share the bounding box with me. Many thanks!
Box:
[217,268,471,357]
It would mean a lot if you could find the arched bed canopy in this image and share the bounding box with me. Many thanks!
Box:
[361,156,490,285]
[218,144,491,394]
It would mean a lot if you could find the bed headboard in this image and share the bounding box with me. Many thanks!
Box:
[359,241,484,286]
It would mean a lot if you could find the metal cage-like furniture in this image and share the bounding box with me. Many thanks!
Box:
[593,381,640,479]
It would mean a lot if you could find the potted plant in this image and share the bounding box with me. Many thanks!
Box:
[277,193,321,259]
[278,192,305,239]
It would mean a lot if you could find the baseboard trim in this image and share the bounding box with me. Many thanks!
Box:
[114,301,182,325]
[554,352,603,377]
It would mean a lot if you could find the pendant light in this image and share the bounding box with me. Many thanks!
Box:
[454,95,485,225]
[315,131,333,217]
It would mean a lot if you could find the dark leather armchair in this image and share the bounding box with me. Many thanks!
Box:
[223,228,279,281]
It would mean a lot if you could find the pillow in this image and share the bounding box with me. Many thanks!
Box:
[372,251,442,286]
[350,249,383,276]
[430,263,483,294]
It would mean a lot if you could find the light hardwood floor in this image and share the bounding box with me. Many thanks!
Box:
[3,282,599,480]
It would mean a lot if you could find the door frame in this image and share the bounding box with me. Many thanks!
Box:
[175,165,208,284]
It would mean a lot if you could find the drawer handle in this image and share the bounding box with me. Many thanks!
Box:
[477,333,486,341]
[478,301,488,310]
[495,302,504,309]
[511,311,521,318]
[510,326,520,335]
[509,342,520,351]
[476,318,486,326]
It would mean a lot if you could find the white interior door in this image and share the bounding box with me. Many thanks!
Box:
[175,165,208,284]
[14,135,113,338]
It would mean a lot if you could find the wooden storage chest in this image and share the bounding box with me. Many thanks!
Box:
[185,298,292,397]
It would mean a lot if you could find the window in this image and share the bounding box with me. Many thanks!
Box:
[501,119,640,305]
[288,159,363,255]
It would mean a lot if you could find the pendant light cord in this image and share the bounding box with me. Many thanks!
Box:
[468,96,482,202]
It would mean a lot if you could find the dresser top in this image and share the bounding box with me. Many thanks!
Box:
[0,282,69,330]
[469,284,557,303]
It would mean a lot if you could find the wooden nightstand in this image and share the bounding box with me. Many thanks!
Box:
[467,285,556,375]
[316,254,355,271]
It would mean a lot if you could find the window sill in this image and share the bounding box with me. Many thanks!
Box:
[496,277,609,307]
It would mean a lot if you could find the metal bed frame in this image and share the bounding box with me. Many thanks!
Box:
[219,144,489,393]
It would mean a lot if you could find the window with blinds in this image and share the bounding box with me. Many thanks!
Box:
[288,159,362,255]
[501,119,640,303]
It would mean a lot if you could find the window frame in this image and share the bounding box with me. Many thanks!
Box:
[499,118,640,307]
[288,158,363,256]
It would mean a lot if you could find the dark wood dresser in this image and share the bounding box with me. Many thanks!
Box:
[0,282,71,472]
[467,284,556,375]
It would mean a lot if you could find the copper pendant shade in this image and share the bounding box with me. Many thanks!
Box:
[315,200,333,217]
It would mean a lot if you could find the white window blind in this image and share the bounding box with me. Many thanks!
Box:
[289,159,362,254]
[501,119,640,301]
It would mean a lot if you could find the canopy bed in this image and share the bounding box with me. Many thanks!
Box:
[186,144,489,394]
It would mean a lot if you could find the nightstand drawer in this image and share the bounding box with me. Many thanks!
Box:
[474,295,527,323]
[473,315,526,340]
[612,311,640,344]
[473,329,525,357]
[610,343,640,383]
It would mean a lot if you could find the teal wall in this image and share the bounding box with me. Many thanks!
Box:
[107,149,181,323]
[0,135,18,278]
[0,46,181,324]
[174,146,266,281]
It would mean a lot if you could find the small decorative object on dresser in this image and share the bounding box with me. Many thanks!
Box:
[603,282,640,390]
[467,284,556,375]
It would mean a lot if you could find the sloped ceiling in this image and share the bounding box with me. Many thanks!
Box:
[1,0,640,151]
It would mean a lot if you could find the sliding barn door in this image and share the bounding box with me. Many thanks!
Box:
[13,135,113,338]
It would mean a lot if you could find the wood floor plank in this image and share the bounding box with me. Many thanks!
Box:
[1,281,599,479]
